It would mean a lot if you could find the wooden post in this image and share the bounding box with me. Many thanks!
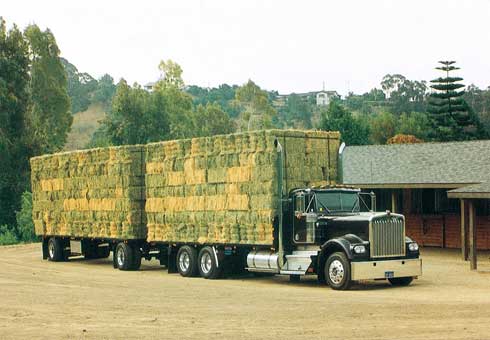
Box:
[460,199,468,261]
[391,190,397,213]
[468,200,477,270]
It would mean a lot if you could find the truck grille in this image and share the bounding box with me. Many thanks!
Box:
[370,216,405,258]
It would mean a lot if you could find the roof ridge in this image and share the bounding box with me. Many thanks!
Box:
[345,139,490,149]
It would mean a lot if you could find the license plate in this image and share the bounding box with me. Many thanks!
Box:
[385,271,394,278]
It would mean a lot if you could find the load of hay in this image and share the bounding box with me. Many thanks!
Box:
[30,145,147,239]
[145,130,340,245]
[30,129,340,245]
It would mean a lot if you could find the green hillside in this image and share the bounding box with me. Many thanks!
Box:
[64,103,106,151]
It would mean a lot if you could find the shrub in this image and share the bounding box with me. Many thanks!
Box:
[0,225,18,246]
[16,191,37,242]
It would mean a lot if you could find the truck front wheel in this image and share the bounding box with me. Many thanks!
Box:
[388,277,413,286]
[198,246,222,279]
[324,252,352,290]
[176,246,198,277]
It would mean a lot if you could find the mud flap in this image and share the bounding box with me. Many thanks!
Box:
[167,246,178,274]
[42,238,49,260]
[112,249,118,269]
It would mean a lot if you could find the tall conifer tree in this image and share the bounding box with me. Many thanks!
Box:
[428,61,482,141]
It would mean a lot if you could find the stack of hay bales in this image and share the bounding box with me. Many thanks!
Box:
[145,130,340,245]
[30,145,146,239]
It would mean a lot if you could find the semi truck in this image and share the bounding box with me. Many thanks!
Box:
[31,130,422,290]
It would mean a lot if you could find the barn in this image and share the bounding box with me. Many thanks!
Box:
[340,140,490,269]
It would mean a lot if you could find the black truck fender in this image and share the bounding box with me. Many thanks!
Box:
[316,235,363,282]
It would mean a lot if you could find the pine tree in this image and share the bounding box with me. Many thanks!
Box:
[428,61,483,141]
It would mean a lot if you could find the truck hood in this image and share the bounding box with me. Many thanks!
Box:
[317,211,403,222]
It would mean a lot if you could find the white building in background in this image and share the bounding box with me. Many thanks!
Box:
[274,90,340,108]
[144,81,157,92]
[315,91,339,106]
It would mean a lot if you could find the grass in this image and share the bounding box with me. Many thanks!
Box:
[64,103,106,151]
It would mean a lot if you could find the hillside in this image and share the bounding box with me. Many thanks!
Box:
[64,103,106,151]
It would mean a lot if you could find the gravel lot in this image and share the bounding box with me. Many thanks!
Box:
[0,243,489,339]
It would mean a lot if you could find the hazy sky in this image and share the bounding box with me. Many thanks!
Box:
[3,0,490,95]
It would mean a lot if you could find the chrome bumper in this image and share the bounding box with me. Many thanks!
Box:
[350,258,422,281]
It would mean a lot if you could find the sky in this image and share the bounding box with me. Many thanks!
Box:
[3,0,490,95]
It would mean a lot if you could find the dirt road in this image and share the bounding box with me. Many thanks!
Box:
[0,244,489,340]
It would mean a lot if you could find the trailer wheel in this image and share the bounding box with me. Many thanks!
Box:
[47,237,64,262]
[115,243,134,271]
[324,252,351,290]
[388,277,413,286]
[198,246,222,279]
[176,246,198,277]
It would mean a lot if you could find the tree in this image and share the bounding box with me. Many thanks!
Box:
[156,59,184,89]
[381,74,427,114]
[235,80,277,131]
[397,112,431,140]
[191,103,236,137]
[24,24,72,154]
[93,74,116,104]
[62,57,97,113]
[428,61,484,141]
[369,112,396,144]
[319,102,370,145]
[283,94,312,128]
[103,80,152,145]
[187,84,240,118]
[0,18,30,228]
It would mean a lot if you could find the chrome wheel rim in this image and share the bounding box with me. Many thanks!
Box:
[179,252,190,272]
[200,252,212,274]
[329,260,345,285]
[117,248,125,267]
[48,241,55,259]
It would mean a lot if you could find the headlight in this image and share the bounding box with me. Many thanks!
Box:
[408,242,419,252]
[353,245,366,254]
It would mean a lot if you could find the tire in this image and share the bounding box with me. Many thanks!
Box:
[198,246,222,279]
[176,246,198,277]
[324,252,352,290]
[47,237,64,262]
[115,243,134,271]
[388,277,413,286]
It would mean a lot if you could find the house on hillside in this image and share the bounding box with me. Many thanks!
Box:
[275,90,340,108]
[144,82,157,92]
[339,140,490,262]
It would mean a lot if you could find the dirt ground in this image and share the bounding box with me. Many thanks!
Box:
[0,244,490,340]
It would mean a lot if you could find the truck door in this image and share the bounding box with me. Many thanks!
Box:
[293,193,316,244]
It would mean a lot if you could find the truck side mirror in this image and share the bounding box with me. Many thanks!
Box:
[295,194,305,213]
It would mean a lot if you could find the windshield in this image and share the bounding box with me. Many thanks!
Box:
[315,191,360,214]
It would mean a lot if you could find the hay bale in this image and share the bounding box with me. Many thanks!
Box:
[145,129,340,245]
[30,145,146,239]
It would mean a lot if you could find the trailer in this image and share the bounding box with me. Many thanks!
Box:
[31,130,421,290]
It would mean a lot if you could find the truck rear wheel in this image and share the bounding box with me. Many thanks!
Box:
[325,252,352,290]
[177,246,198,277]
[47,237,64,262]
[115,243,140,271]
[198,246,222,279]
[388,277,413,286]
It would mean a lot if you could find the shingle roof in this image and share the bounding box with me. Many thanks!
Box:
[448,181,490,198]
[341,140,490,187]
